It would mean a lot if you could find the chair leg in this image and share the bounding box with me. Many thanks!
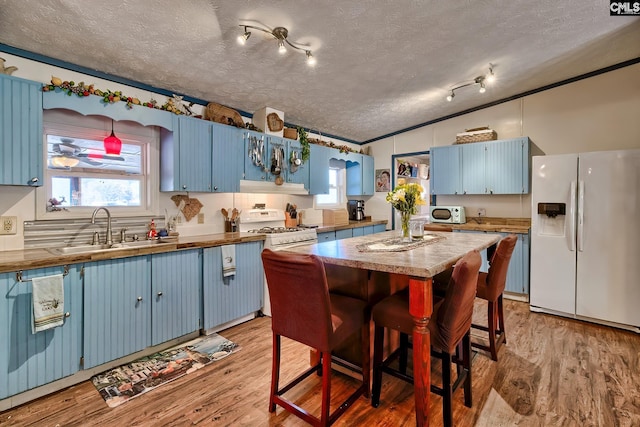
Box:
[371,325,385,408]
[498,294,507,344]
[269,334,281,412]
[361,321,371,398]
[320,351,332,427]
[487,300,498,361]
[462,332,472,408]
[442,352,453,427]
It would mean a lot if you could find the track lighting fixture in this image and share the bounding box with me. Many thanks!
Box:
[445,65,495,101]
[238,24,316,66]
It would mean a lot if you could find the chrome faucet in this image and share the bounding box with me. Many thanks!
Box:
[91,207,113,245]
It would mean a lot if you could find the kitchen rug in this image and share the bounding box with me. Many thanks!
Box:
[91,333,239,408]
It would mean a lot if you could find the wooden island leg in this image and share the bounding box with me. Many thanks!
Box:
[409,276,433,427]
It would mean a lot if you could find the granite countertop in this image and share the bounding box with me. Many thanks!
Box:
[314,219,388,233]
[0,233,266,274]
[288,230,500,278]
[424,217,530,234]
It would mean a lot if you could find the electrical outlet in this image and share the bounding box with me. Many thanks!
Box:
[0,216,18,235]
[477,208,486,217]
[197,213,205,224]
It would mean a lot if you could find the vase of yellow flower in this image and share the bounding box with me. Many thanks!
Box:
[386,182,426,242]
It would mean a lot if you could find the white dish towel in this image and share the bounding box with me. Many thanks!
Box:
[31,274,65,334]
[221,245,236,278]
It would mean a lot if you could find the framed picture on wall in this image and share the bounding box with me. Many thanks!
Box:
[376,169,391,192]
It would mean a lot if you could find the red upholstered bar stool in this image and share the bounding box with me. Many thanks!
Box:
[370,250,482,427]
[471,234,517,361]
[261,249,370,427]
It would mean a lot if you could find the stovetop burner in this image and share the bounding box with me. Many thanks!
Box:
[248,227,303,234]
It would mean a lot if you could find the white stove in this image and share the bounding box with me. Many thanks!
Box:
[239,208,318,250]
[239,208,318,317]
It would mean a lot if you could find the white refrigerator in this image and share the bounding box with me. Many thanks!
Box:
[530,149,640,331]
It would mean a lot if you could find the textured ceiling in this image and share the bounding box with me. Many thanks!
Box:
[1,0,639,143]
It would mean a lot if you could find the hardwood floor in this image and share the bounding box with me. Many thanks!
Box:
[1,300,639,426]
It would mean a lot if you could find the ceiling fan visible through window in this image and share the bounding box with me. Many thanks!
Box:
[48,136,128,171]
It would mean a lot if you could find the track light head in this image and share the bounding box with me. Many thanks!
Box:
[306,51,316,66]
[479,82,486,93]
[446,91,455,102]
[237,27,251,45]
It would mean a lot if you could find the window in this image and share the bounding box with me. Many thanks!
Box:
[38,117,157,219]
[314,164,346,209]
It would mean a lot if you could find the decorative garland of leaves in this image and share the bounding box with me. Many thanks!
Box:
[296,126,311,163]
[42,76,184,113]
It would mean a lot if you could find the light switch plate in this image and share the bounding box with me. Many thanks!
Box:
[0,216,18,235]
[197,213,205,224]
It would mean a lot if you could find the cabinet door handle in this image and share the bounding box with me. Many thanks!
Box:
[182,184,187,189]
[28,177,39,185]
[137,296,143,302]
[213,186,218,191]
[157,291,163,297]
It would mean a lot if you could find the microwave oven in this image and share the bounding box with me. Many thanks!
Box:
[429,206,466,224]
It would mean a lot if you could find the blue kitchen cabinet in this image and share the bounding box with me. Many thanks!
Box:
[430,138,531,195]
[484,137,530,194]
[285,138,310,188]
[0,75,42,186]
[202,241,264,330]
[346,154,364,196]
[345,154,375,196]
[352,227,365,237]
[0,264,82,399]
[243,130,269,182]
[83,256,151,369]
[317,231,335,242]
[161,115,212,192]
[211,122,243,192]
[373,224,387,233]
[430,145,462,195]
[335,229,353,240]
[361,154,375,196]
[309,143,331,195]
[461,142,486,195]
[454,230,530,296]
[150,249,202,346]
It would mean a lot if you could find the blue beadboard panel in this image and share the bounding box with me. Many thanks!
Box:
[202,242,263,330]
[211,122,243,192]
[485,137,529,194]
[178,116,212,192]
[42,88,173,130]
[430,145,462,195]
[0,264,82,399]
[151,249,202,346]
[352,227,365,237]
[336,229,353,240]
[361,154,375,196]
[0,74,42,186]
[308,143,331,195]
[285,138,310,188]
[373,224,387,233]
[462,142,487,194]
[83,256,151,369]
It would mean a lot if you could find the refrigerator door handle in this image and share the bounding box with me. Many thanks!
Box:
[577,179,585,252]
[569,181,577,251]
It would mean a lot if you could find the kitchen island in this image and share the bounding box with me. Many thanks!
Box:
[287,230,501,427]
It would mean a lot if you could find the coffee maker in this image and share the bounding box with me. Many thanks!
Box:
[348,200,365,221]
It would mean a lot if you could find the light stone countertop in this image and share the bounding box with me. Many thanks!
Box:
[0,233,266,274]
[286,230,501,278]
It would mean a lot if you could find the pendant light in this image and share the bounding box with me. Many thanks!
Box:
[103,120,122,155]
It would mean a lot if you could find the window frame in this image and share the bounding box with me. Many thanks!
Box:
[37,119,159,220]
[314,166,346,209]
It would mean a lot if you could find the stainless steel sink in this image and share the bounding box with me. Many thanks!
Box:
[48,239,174,255]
